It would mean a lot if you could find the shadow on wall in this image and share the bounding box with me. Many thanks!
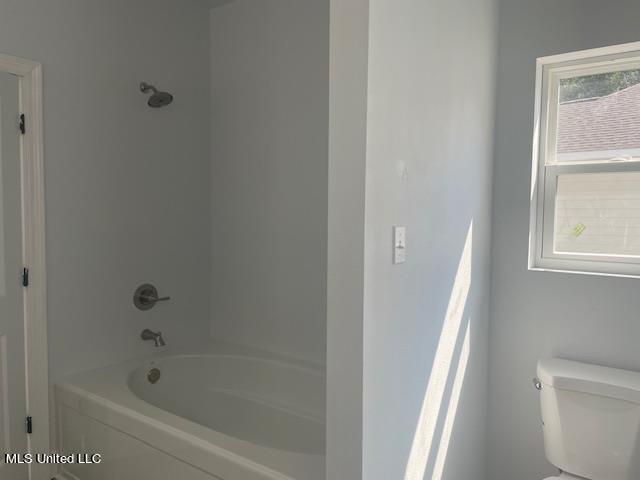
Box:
[404,222,474,480]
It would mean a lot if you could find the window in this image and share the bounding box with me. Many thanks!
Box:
[530,42,640,277]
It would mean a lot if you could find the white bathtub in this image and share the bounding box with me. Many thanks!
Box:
[55,350,325,480]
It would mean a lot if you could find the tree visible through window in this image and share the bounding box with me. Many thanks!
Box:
[560,68,640,102]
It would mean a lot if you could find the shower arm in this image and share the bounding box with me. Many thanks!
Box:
[140,82,158,94]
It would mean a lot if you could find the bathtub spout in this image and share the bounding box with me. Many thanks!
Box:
[141,329,166,347]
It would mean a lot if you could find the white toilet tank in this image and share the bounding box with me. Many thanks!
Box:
[537,359,640,480]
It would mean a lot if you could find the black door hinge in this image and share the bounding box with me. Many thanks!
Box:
[26,416,32,434]
[19,114,25,134]
[22,268,29,287]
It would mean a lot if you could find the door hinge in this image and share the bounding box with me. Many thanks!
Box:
[19,114,25,135]
[26,416,32,434]
[22,268,29,287]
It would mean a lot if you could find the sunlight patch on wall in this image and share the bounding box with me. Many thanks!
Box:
[404,222,473,480]
[431,320,471,480]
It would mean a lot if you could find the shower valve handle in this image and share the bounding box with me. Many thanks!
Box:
[140,295,170,303]
[133,284,171,311]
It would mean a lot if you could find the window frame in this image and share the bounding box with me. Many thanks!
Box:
[529,41,640,278]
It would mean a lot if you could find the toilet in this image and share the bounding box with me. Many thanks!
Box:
[536,359,640,480]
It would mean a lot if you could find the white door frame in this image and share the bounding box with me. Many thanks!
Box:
[0,53,49,480]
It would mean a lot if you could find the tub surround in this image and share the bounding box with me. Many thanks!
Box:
[0,0,212,382]
[209,0,329,366]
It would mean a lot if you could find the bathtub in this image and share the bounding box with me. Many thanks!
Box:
[54,350,325,480]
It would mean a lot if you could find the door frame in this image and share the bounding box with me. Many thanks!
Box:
[0,53,49,479]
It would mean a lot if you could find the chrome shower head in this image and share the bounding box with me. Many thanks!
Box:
[140,81,173,108]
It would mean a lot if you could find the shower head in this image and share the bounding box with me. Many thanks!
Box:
[140,82,173,108]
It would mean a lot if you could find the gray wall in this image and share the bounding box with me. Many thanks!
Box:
[489,1,640,479]
[209,0,329,365]
[325,0,369,477]
[362,0,497,479]
[0,0,212,380]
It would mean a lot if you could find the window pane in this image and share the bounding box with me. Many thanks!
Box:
[556,69,640,163]
[554,171,640,257]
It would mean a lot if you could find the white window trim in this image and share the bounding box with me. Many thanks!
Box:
[529,41,640,278]
[556,148,640,164]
